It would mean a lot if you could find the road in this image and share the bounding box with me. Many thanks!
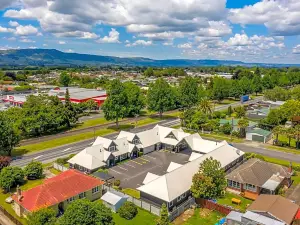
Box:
[13,97,277,167]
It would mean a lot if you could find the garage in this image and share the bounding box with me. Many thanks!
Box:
[246,128,272,143]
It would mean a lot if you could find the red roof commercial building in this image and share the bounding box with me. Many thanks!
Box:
[12,170,105,217]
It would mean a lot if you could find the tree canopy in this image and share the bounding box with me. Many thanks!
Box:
[28,208,57,225]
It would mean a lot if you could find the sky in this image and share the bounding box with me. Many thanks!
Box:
[0,0,300,64]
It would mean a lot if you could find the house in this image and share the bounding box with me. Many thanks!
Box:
[226,158,292,200]
[101,191,129,212]
[12,170,104,217]
[226,195,299,225]
[219,119,257,132]
[246,128,272,143]
[69,125,226,173]
[137,144,245,211]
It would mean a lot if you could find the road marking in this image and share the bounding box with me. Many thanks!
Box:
[143,155,156,160]
[140,157,150,162]
[131,160,143,165]
[117,166,128,171]
[33,155,43,160]
[63,148,71,152]
[110,169,122,174]
[124,163,135,168]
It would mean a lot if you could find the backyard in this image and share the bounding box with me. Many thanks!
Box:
[217,192,253,212]
[112,208,158,225]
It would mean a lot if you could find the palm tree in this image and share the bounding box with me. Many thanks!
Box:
[238,118,249,138]
[198,99,213,115]
[272,125,285,145]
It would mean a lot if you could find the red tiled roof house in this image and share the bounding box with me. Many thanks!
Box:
[12,170,105,218]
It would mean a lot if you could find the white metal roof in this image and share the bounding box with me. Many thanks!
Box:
[226,211,243,222]
[167,162,183,173]
[188,152,203,162]
[117,131,136,142]
[142,172,160,185]
[93,137,113,149]
[101,191,127,206]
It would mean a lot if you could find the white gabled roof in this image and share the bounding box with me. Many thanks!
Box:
[101,191,128,206]
[138,144,244,202]
[93,136,113,149]
[68,150,106,170]
[167,162,183,173]
[188,152,203,162]
[142,172,160,184]
[117,131,136,142]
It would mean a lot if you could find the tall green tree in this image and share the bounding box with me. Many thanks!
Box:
[24,161,43,179]
[102,79,128,127]
[252,75,263,95]
[239,76,253,95]
[28,208,57,225]
[144,67,154,77]
[124,82,145,117]
[211,77,230,102]
[63,89,78,128]
[179,76,199,109]
[147,78,175,118]
[237,118,249,138]
[198,98,213,115]
[58,199,114,225]
[157,203,169,225]
[0,112,20,156]
[230,80,243,99]
[59,72,71,87]
[0,166,24,191]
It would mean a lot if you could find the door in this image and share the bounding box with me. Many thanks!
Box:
[252,134,264,143]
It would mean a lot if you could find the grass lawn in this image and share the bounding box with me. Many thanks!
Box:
[73,117,109,130]
[112,208,157,225]
[180,208,224,225]
[217,192,253,212]
[49,167,61,175]
[0,178,44,225]
[292,172,300,185]
[267,145,300,155]
[200,133,243,143]
[261,155,300,168]
[122,189,140,199]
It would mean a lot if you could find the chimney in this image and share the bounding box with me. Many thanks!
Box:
[17,185,23,201]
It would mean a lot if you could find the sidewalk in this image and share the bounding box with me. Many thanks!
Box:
[0,211,16,225]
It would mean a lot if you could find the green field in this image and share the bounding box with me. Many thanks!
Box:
[217,192,253,212]
[122,189,140,199]
[181,208,224,225]
[200,133,243,143]
[112,208,157,225]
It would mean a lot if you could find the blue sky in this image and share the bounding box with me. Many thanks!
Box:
[0,0,300,63]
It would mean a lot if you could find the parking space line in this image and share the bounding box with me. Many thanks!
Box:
[140,157,150,162]
[118,166,128,171]
[131,160,143,165]
[135,159,147,164]
[110,169,122,174]
[143,155,156,160]
[124,162,135,168]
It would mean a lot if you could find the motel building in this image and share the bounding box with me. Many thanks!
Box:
[2,87,107,108]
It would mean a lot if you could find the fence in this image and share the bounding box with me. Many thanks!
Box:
[196,198,232,215]
[0,205,23,225]
[169,197,196,221]
[53,163,68,172]
[103,185,161,216]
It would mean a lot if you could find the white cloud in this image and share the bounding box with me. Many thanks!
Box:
[80,32,99,39]
[127,40,153,47]
[58,41,66,44]
[293,45,300,54]
[178,43,193,49]
[97,28,120,43]
[43,43,48,47]
[229,0,300,36]
[20,38,35,43]
[66,49,74,53]
[28,46,37,49]
[14,25,38,36]
[7,37,17,41]
[9,21,19,27]
[228,34,251,46]
[0,26,14,33]
[0,0,18,10]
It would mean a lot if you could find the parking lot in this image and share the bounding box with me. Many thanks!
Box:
[108,150,191,189]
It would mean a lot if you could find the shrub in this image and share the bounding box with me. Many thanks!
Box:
[97,168,108,173]
[114,179,121,187]
[0,156,11,171]
[0,166,24,191]
[118,202,138,220]
[231,131,240,138]
[24,161,43,179]
[220,123,232,135]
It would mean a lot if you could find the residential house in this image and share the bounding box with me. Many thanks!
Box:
[219,119,257,132]
[226,158,292,200]
[226,195,299,225]
[69,125,227,173]
[137,144,245,211]
[12,170,104,217]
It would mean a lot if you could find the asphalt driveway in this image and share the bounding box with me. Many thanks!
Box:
[108,150,191,189]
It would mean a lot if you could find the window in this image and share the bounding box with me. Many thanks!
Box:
[245,183,256,192]
[79,192,86,199]
[177,196,181,202]
[182,193,186,198]
[109,146,115,152]
[169,201,173,207]
[67,196,75,203]
[92,186,99,194]
[228,180,241,189]
[133,139,139,144]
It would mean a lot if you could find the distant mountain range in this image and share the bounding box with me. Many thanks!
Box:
[0,49,299,67]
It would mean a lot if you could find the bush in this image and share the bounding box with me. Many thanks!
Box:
[55,154,75,166]
[24,161,43,180]
[138,152,143,157]
[220,123,232,135]
[0,156,11,171]
[97,168,108,173]
[114,179,121,187]
[0,166,24,191]
[118,202,138,220]
[231,131,240,138]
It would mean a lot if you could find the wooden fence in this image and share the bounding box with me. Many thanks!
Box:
[196,198,232,215]
[0,205,23,225]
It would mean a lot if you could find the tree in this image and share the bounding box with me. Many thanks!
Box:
[0,112,20,156]
[85,99,98,115]
[124,82,145,117]
[230,80,243,99]
[211,77,230,102]
[234,106,246,118]
[102,79,128,127]
[252,75,263,95]
[227,106,233,116]
[198,99,213,115]
[63,89,78,128]
[59,72,71,87]
[220,123,232,135]
[157,203,169,225]
[118,202,138,220]
[24,161,43,180]
[179,77,199,109]
[28,208,57,225]
[58,199,114,225]
[147,78,175,118]
[286,127,295,147]
[191,157,226,199]
[237,118,249,138]
[144,67,154,77]
[0,166,24,191]
[272,125,285,144]
[294,125,300,149]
